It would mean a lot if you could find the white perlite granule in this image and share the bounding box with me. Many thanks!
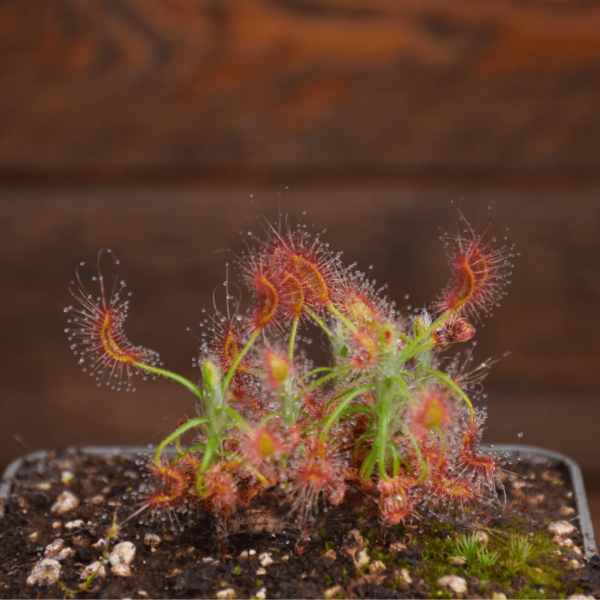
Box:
[27,559,61,587]
[548,521,577,537]
[437,575,467,594]
[50,491,79,515]
[109,541,136,577]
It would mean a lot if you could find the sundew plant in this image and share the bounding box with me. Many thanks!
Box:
[65,212,515,551]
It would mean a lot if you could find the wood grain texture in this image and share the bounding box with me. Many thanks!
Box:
[0,0,599,175]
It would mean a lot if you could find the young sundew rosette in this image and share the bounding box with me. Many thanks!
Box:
[65,215,516,553]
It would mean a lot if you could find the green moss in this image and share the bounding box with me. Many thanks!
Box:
[523,565,559,588]
[430,588,453,599]
[360,527,377,546]
[385,575,406,590]
[386,519,567,599]
[512,534,566,597]
[516,586,549,599]
[368,548,398,564]
[323,572,332,587]
[427,520,453,533]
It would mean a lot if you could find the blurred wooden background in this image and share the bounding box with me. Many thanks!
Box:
[1,0,599,533]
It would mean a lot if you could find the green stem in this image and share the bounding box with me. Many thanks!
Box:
[319,384,373,440]
[397,331,411,344]
[175,444,205,461]
[328,303,357,333]
[377,401,390,480]
[258,412,283,428]
[427,369,475,419]
[387,375,412,397]
[137,363,203,399]
[297,366,333,384]
[336,405,373,417]
[244,464,270,487]
[353,431,373,457]
[154,417,209,464]
[304,307,333,340]
[400,311,451,362]
[196,436,218,496]
[217,406,250,432]
[360,445,379,481]
[310,404,372,433]
[288,315,300,360]
[295,366,352,402]
[222,327,261,391]
[389,441,400,478]
[406,430,427,484]
[402,340,436,362]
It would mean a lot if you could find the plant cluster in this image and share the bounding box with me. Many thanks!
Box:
[65,214,515,550]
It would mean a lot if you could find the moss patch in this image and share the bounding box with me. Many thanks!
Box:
[372,519,568,599]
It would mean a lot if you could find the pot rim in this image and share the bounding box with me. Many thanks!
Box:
[1,443,596,557]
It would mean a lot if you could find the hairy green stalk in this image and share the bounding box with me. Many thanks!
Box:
[399,310,452,363]
[222,327,261,391]
[288,315,300,360]
[154,417,209,464]
[295,365,352,401]
[304,306,333,339]
[428,369,474,419]
[137,363,203,399]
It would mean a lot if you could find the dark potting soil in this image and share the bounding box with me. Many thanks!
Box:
[0,449,598,599]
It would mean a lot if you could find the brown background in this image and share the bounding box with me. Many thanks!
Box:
[1,1,599,535]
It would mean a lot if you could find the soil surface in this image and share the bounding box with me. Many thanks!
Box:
[1,449,599,599]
